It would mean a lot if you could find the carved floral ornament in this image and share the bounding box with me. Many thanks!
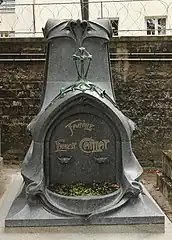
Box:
[47,46,117,110]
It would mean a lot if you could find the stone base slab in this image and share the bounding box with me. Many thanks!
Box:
[4,179,165,233]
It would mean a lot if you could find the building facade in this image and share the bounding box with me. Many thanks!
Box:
[0,0,171,37]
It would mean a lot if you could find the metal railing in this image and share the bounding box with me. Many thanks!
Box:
[0,0,172,37]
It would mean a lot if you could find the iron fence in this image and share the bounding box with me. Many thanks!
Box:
[0,0,172,37]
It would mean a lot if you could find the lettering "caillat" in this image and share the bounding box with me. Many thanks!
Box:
[54,138,110,153]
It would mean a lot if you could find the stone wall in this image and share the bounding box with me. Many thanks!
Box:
[0,38,45,164]
[1,36,172,166]
[111,36,172,166]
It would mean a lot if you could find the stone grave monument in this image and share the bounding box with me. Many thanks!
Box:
[5,19,165,231]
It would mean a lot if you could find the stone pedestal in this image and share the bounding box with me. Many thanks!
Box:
[5,177,165,232]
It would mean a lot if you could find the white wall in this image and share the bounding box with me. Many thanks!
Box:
[35,0,81,34]
[14,0,82,36]
[1,0,172,37]
[91,0,172,36]
[14,0,34,36]
[0,12,16,34]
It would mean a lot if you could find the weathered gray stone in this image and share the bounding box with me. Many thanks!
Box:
[19,19,144,218]
[5,19,165,230]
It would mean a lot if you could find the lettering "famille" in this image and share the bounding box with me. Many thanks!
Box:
[65,119,94,136]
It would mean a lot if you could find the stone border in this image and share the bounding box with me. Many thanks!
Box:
[0,173,24,230]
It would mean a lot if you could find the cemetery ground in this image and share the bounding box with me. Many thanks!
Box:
[0,164,172,223]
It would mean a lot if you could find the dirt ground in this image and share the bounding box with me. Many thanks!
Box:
[141,168,172,222]
[0,165,172,222]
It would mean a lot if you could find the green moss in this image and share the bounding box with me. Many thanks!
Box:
[50,182,120,196]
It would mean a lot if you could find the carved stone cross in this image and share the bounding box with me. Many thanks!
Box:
[73,47,92,81]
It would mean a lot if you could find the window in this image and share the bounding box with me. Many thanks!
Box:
[0,31,15,37]
[0,0,15,13]
[146,17,166,35]
[98,18,119,36]
[110,19,118,36]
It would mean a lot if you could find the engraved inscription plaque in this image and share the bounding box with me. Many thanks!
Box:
[48,113,117,185]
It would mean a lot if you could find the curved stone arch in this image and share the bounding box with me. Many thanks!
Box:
[30,92,131,143]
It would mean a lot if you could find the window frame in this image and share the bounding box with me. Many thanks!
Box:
[110,18,119,37]
[145,16,167,36]
[0,30,15,37]
[0,0,15,13]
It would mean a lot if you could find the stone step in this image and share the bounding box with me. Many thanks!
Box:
[157,172,172,205]
[0,157,3,170]
[162,150,172,180]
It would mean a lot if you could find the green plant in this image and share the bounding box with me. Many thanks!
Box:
[50,182,119,196]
